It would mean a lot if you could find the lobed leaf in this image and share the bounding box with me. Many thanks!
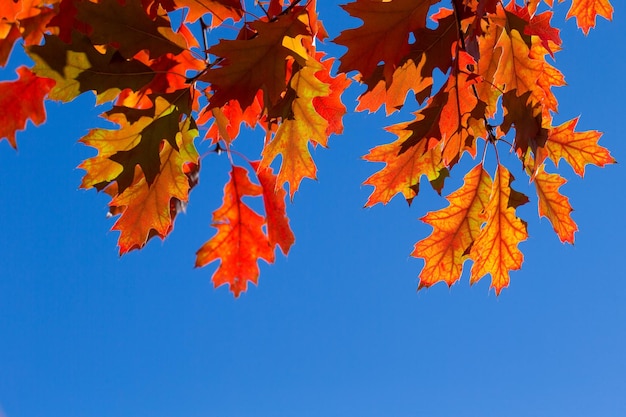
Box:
[261,58,331,198]
[195,166,274,297]
[469,165,529,294]
[542,117,615,177]
[0,66,55,148]
[413,164,492,289]
[532,165,577,244]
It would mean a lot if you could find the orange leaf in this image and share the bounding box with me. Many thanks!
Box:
[469,165,529,294]
[312,54,350,136]
[335,0,439,82]
[543,117,615,177]
[195,165,274,297]
[174,0,244,26]
[260,59,330,198]
[567,0,613,35]
[76,0,187,59]
[493,28,543,97]
[533,165,577,244]
[252,161,295,255]
[107,117,199,253]
[79,93,193,192]
[201,10,310,109]
[0,66,54,148]
[413,164,492,289]
[356,56,430,115]
[363,133,445,207]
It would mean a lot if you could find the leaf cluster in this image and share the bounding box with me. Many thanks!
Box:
[0,0,615,296]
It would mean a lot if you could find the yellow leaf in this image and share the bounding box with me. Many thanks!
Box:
[413,164,492,288]
[470,165,528,294]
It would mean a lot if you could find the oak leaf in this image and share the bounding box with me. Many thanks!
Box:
[469,165,529,294]
[363,128,448,207]
[543,117,615,177]
[261,58,330,198]
[0,66,55,148]
[195,165,275,297]
[76,0,187,59]
[413,164,492,289]
[335,0,439,82]
[105,117,199,254]
[567,0,613,35]
[28,33,155,103]
[533,165,577,244]
[201,10,310,109]
[79,93,193,193]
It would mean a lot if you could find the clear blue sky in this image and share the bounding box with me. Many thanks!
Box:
[1,2,625,416]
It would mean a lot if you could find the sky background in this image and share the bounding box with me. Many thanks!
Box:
[1,2,625,416]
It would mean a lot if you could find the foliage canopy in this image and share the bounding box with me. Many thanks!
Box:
[0,0,615,296]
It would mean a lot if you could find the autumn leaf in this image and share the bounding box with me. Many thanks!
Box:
[363,132,446,207]
[79,92,193,192]
[106,117,199,254]
[0,0,616,297]
[335,0,440,82]
[469,165,529,294]
[76,0,187,59]
[201,9,311,109]
[173,0,244,26]
[492,28,543,98]
[195,165,275,297]
[567,0,613,35]
[413,164,492,289]
[532,165,577,244]
[28,32,155,103]
[543,117,615,177]
[251,161,295,255]
[0,66,55,148]
[261,58,330,198]
[0,0,57,66]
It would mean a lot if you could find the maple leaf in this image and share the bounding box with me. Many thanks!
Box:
[469,165,529,294]
[413,164,492,289]
[0,66,55,148]
[195,165,275,297]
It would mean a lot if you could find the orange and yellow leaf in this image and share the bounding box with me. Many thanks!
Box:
[469,165,529,294]
[413,164,492,289]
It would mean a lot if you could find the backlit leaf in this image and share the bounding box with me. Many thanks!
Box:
[469,165,529,294]
[195,165,274,297]
[0,66,55,148]
[413,164,492,289]
[543,117,615,177]
[533,165,577,244]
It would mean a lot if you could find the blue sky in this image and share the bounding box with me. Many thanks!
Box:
[1,2,625,416]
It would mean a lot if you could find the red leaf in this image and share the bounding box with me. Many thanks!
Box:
[0,66,54,148]
[196,165,275,297]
